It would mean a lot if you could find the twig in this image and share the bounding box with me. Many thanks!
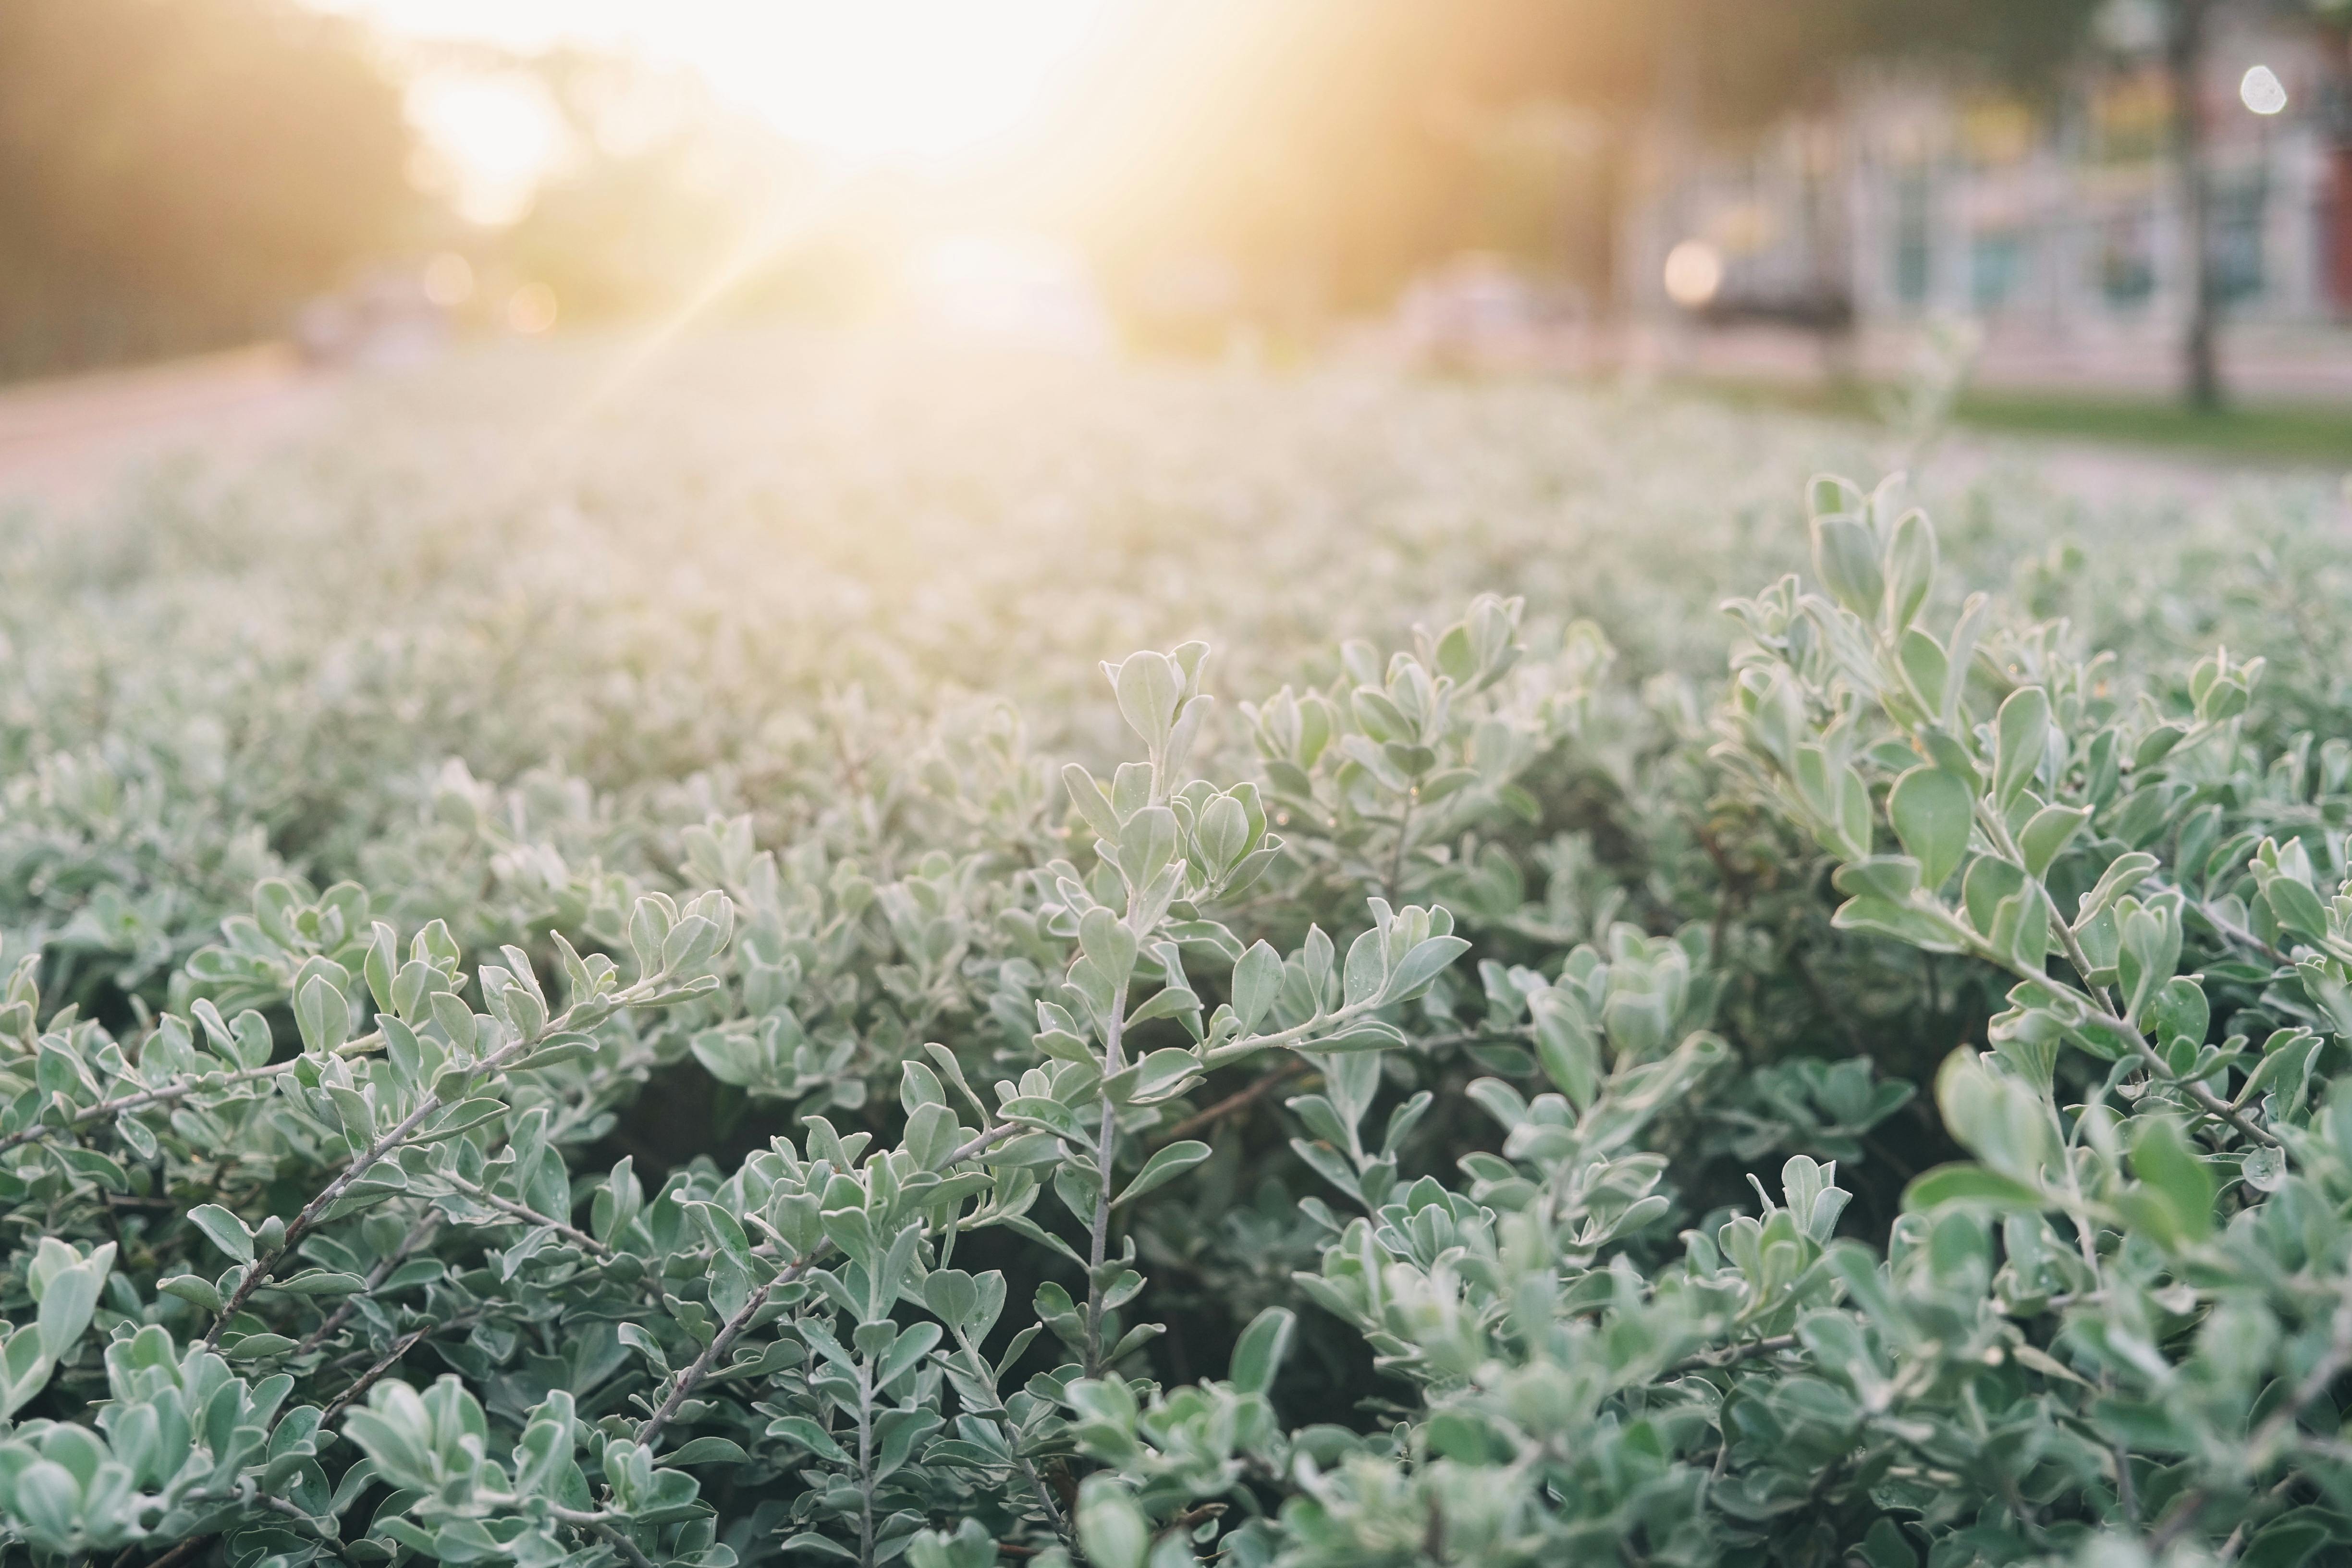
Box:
[257,1494,353,1559]
[1083,966,1135,1378]
[641,1256,814,1444]
[0,1065,286,1159]
[941,1122,1020,1167]
[946,1320,1069,1543]
[296,1213,440,1356]
[1384,792,1416,907]
[454,1180,613,1257]
[1668,1334,1800,1375]
[1158,1061,1310,1143]
[551,1510,658,1568]
[320,1321,441,1423]
[139,1537,211,1568]
[203,1078,476,1348]
[2147,1291,2352,1552]
[0,1033,388,1159]
[1982,936,2281,1151]
[202,974,671,1348]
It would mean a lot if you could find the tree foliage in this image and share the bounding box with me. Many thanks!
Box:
[0,0,420,378]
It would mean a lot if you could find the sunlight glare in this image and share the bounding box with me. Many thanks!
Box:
[406,71,567,225]
[321,0,1117,167]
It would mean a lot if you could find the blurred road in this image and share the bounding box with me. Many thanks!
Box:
[0,336,2329,531]
[0,346,333,508]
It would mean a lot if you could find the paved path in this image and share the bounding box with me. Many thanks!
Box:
[0,338,2332,527]
[0,346,334,509]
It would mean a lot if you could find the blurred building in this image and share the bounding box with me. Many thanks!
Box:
[1392,254,1589,371]
[1623,11,2352,392]
[294,266,453,371]
[910,234,1115,355]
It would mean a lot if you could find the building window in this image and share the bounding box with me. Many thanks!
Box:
[1893,174,1932,306]
[2209,180,2266,304]
[1972,229,2028,310]
[2097,209,2156,306]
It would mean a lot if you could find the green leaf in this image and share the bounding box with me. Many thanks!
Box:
[875,1322,943,1388]
[2131,1117,2215,1242]
[2078,852,2160,924]
[1228,1306,1295,1394]
[1077,1478,1150,1568]
[1062,762,1123,843]
[1079,907,1138,988]
[1115,1140,1211,1206]
[1530,991,1601,1108]
[663,1434,747,1467]
[2017,804,2090,879]
[35,1258,107,1359]
[1830,896,1970,955]
[1962,855,2027,941]
[1884,509,1936,630]
[1381,935,1469,1004]
[157,1274,224,1312]
[1812,512,1884,620]
[1858,1519,1921,1568]
[223,1332,299,1359]
[778,1534,858,1562]
[1993,686,2050,808]
[1231,941,1283,1033]
[1889,767,1973,892]
[2239,1517,2330,1568]
[1833,857,1921,905]
[295,972,349,1055]
[2265,876,2331,942]
[1902,1164,2048,1215]
[189,1203,257,1263]
[766,1417,851,1464]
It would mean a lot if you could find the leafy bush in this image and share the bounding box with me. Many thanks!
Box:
[3,342,2352,1568]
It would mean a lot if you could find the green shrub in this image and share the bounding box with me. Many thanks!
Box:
[2,343,2352,1568]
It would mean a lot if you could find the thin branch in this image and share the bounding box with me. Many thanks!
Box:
[320,1321,441,1423]
[1668,1334,1800,1375]
[452,1180,613,1257]
[1384,791,1416,907]
[203,1076,479,1348]
[203,977,673,1348]
[1083,968,1134,1379]
[2147,1290,2352,1552]
[257,1494,353,1559]
[296,1212,440,1356]
[0,1032,387,1159]
[138,1537,211,1568]
[1,1065,282,1158]
[550,1510,658,1568]
[1984,943,2280,1151]
[947,1321,1068,1542]
[1157,1060,1311,1144]
[1198,993,1397,1070]
[641,1256,815,1445]
[941,1122,1020,1167]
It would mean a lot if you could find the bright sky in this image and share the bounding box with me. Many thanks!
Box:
[322,0,1120,170]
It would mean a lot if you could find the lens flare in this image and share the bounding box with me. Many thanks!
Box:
[1663,241,1725,310]
[2241,65,2288,116]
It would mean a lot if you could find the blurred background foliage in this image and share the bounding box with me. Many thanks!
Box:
[0,0,2117,380]
[0,0,416,378]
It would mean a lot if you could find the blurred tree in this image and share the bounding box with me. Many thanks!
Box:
[490,49,780,328]
[1040,0,2103,345]
[0,0,417,380]
[2163,0,2225,410]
